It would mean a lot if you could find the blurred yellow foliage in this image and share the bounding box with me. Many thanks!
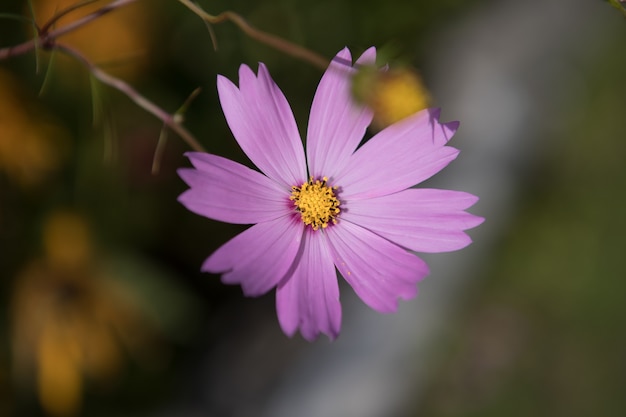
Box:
[31,0,153,81]
[0,70,68,188]
[353,65,431,129]
[11,210,157,417]
[37,321,83,417]
[44,211,94,271]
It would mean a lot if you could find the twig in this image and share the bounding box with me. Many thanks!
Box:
[177,0,329,70]
[0,0,329,154]
[56,43,206,153]
[46,0,138,40]
[152,87,202,174]
[0,0,139,61]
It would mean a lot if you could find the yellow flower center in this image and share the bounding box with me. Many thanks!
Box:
[290,177,340,230]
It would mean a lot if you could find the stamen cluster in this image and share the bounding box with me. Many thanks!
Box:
[290,177,340,230]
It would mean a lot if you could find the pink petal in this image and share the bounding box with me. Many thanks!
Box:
[342,189,484,253]
[217,64,307,187]
[202,217,304,297]
[325,221,429,313]
[178,152,290,224]
[336,108,460,200]
[306,48,375,179]
[275,231,341,341]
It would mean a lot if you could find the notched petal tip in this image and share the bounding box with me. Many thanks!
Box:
[183,151,214,167]
[257,62,270,75]
[238,63,256,81]
[442,120,460,142]
[301,330,318,342]
[330,47,353,70]
[335,46,351,58]
[183,152,213,172]
[176,166,193,182]
[201,251,227,274]
[355,47,377,66]
[427,107,442,120]
[176,189,191,208]
[278,322,298,339]
[427,108,460,143]
[468,214,486,229]
[459,191,480,208]
[300,324,339,342]
[445,120,461,131]
[217,73,237,92]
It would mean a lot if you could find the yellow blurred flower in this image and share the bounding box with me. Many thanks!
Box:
[352,65,431,129]
[31,0,153,81]
[11,210,159,417]
[0,70,68,188]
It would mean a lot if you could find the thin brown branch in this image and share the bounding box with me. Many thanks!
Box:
[46,0,139,40]
[56,43,206,153]
[177,0,329,70]
[40,0,101,34]
[0,0,138,61]
[0,0,205,153]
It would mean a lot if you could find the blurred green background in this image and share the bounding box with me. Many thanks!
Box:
[1,0,625,416]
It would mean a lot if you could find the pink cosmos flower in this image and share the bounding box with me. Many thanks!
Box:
[178,47,483,341]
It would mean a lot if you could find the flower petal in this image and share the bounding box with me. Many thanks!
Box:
[306,48,375,178]
[336,108,460,200]
[202,216,303,297]
[342,189,484,253]
[276,231,341,341]
[178,152,290,224]
[325,221,429,313]
[217,64,307,187]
